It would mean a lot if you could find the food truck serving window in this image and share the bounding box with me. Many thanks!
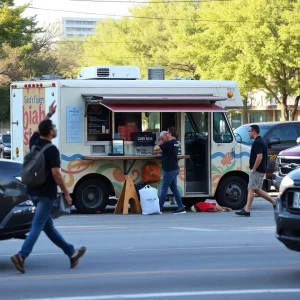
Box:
[114,112,161,141]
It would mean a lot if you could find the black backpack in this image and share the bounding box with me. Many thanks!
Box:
[21,143,54,188]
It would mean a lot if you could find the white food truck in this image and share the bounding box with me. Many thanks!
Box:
[10,66,252,213]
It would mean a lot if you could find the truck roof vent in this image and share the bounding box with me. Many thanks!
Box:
[77,66,141,80]
[97,68,110,77]
[148,67,165,80]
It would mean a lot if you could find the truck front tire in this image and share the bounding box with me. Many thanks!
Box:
[215,176,248,210]
[74,178,110,214]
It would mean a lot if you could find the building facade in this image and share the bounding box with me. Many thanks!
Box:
[227,91,300,129]
[61,17,103,39]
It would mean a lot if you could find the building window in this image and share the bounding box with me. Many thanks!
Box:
[249,111,270,123]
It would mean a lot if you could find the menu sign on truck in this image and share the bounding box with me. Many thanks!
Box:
[134,132,155,147]
[87,104,109,134]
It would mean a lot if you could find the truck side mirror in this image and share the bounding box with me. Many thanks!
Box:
[219,120,225,135]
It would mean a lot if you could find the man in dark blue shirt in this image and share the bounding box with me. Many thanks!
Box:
[154,127,185,214]
[236,124,277,217]
[11,101,86,273]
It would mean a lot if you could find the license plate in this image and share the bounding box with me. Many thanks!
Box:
[293,192,300,209]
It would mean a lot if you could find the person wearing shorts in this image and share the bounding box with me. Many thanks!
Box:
[235,124,277,217]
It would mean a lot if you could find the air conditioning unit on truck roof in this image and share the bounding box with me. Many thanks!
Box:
[77,66,141,80]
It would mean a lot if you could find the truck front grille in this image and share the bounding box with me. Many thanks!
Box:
[281,158,300,164]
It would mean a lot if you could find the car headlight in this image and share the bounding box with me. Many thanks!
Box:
[279,175,294,195]
[18,200,34,206]
[4,147,10,151]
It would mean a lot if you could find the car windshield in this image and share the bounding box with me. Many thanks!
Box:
[234,126,270,145]
[2,135,11,144]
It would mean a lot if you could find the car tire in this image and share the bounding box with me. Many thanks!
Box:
[74,178,110,214]
[215,176,248,210]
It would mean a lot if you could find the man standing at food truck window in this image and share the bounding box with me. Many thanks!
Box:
[154,127,186,214]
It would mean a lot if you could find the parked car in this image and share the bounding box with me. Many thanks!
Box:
[273,145,300,191]
[0,159,35,241]
[0,134,11,158]
[234,122,300,181]
[275,168,300,252]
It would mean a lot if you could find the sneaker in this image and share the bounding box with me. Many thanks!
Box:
[171,207,186,214]
[11,254,25,274]
[235,208,250,217]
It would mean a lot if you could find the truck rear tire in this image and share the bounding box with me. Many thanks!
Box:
[74,178,110,214]
[215,176,248,210]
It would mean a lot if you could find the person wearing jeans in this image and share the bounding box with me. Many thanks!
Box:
[19,196,75,260]
[154,127,186,214]
[11,101,86,274]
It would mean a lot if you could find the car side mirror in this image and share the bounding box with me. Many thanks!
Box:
[266,137,280,148]
[296,137,300,145]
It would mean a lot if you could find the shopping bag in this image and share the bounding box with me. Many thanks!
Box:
[138,185,161,215]
[142,165,161,183]
[51,194,71,219]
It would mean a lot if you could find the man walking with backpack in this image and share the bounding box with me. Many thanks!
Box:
[11,101,86,274]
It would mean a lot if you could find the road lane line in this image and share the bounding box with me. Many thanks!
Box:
[21,288,300,300]
[170,226,275,232]
[0,266,299,282]
[0,244,281,258]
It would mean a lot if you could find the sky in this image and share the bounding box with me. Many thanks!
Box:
[14,0,141,25]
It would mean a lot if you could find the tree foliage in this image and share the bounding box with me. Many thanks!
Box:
[81,1,199,79]
[78,0,300,120]
[0,1,42,49]
[194,0,300,120]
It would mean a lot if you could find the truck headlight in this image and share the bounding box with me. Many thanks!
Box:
[279,175,294,195]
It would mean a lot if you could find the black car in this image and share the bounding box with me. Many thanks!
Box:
[275,168,300,252]
[0,134,11,158]
[234,122,300,181]
[0,159,35,240]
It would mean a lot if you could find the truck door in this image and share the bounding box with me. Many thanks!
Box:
[10,88,23,161]
[184,112,209,194]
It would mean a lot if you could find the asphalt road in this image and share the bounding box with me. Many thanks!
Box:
[1,199,300,300]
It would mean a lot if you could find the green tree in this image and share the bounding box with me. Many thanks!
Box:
[80,1,199,79]
[193,0,300,121]
[0,1,42,49]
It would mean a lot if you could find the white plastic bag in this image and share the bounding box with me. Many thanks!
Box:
[138,185,160,215]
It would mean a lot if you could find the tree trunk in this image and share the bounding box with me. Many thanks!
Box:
[291,95,300,121]
[242,95,249,124]
[281,94,289,121]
